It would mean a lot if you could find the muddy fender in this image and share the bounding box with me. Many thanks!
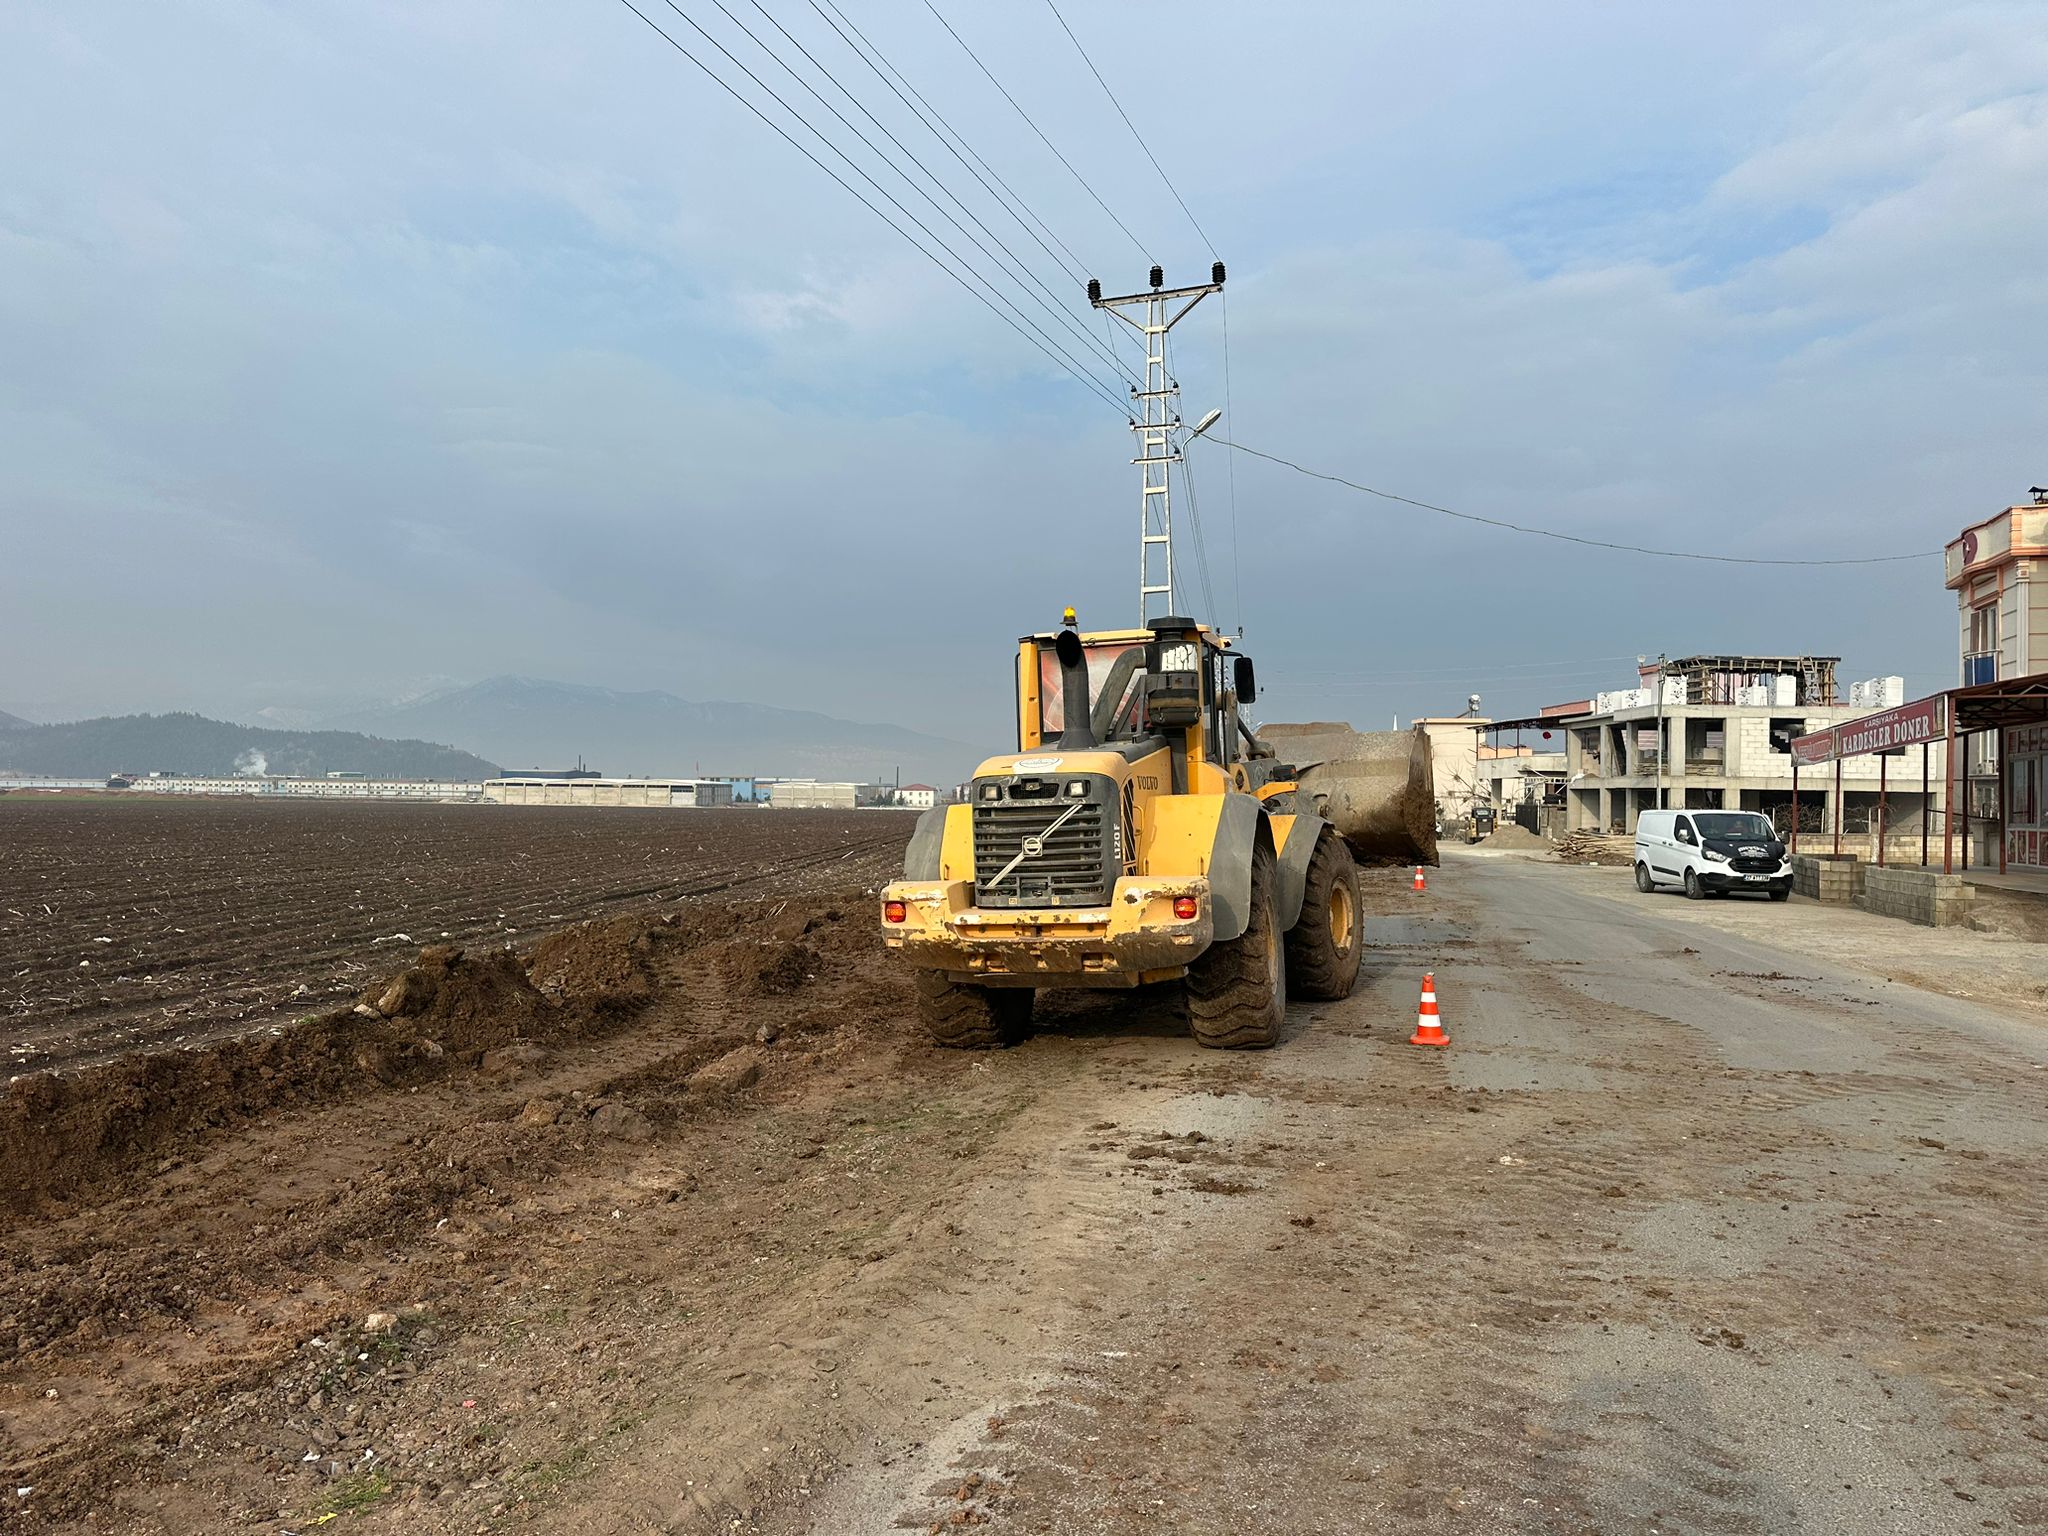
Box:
[903,806,952,880]
[1270,812,1330,932]
[1204,793,1271,943]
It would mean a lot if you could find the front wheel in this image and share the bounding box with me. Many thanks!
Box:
[1286,831,1363,1002]
[1187,843,1286,1049]
[1634,862,1654,893]
[1768,886,1791,902]
[914,973,1032,1048]
[1683,868,1704,900]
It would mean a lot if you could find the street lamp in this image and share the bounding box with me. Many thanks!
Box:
[1190,408,1223,439]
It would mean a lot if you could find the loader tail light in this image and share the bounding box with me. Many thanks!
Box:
[883,899,907,924]
[1173,896,1199,920]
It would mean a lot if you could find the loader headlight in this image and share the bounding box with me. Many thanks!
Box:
[1066,780,1087,797]
[980,784,1001,801]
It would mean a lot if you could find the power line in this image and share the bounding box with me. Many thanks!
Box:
[1042,0,1216,258]
[807,0,1094,283]
[1286,653,1640,681]
[920,0,1156,265]
[1200,437,1942,567]
[656,0,1129,406]
[1219,288,1242,634]
[709,0,1141,388]
[619,0,1130,416]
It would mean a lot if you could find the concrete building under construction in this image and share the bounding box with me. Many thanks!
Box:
[1549,654,1948,840]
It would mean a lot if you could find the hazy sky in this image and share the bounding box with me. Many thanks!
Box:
[4,2,2044,744]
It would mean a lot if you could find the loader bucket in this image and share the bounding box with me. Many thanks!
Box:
[1256,722,1439,867]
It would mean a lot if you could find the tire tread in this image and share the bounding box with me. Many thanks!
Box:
[914,972,1030,1048]
[1186,844,1285,1049]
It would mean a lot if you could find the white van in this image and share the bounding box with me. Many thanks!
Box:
[1634,809,1792,901]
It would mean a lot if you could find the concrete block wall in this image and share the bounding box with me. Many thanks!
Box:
[1862,866,1976,927]
[1729,718,1776,776]
[1791,853,1863,902]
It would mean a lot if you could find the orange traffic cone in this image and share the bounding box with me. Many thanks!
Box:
[1409,972,1448,1047]
[1412,865,1427,892]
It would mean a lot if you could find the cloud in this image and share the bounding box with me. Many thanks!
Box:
[0,0,2041,739]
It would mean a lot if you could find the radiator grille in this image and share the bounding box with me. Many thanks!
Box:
[973,796,1110,907]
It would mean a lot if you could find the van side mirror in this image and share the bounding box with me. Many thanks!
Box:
[1233,655,1257,705]
[1676,826,1695,845]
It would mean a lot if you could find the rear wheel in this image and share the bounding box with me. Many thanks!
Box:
[1187,843,1286,1049]
[913,973,1032,1048]
[1634,862,1654,893]
[1683,868,1704,900]
[1287,831,1363,1001]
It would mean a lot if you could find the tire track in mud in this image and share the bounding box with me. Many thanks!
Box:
[856,867,2048,1535]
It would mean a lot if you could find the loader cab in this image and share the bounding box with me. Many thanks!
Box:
[1018,616,1249,782]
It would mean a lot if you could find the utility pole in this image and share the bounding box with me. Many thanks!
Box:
[1090,262,1225,624]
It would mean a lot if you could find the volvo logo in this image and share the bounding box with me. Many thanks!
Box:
[1021,835,1045,857]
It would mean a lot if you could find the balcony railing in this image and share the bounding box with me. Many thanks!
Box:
[1964,651,1997,686]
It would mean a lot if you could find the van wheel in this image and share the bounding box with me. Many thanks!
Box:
[1683,869,1704,900]
[1634,862,1653,893]
[1187,844,1285,1049]
[1768,886,1791,902]
[914,973,1031,1048]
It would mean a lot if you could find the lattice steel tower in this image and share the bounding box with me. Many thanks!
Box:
[1090,262,1225,623]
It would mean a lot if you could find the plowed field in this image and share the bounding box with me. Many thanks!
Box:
[1,798,907,1075]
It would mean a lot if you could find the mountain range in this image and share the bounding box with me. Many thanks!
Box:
[0,713,496,781]
[318,677,974,785]
[0,710,32,731]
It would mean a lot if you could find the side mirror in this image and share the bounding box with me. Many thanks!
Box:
[1233,654,1257,705]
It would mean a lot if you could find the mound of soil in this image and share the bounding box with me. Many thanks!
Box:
[0,943,560,1220]
[0,891,898,1225]
[526,915,662,1014]
[1481,823,1554,851]
[724,938,820,996]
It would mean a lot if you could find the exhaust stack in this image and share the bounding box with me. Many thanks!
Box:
[1053,627,1097,751]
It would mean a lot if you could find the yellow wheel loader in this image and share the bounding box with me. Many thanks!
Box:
[880,609,1436,1049]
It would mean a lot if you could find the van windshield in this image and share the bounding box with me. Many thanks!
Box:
[1693,812,1774,841]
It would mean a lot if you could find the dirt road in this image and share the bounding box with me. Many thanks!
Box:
[5,853,2044,1533]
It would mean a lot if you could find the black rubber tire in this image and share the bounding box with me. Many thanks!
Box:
[1683,868,1704,900]
[1634,862,1654,893]
[1286,831,1363,1002]
[1768,886,1791,902]
[1186,843,1286,1049]
[913,972,1032,1048]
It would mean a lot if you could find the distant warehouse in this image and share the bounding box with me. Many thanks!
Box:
[765,779,863,809]
[484,777,736,808]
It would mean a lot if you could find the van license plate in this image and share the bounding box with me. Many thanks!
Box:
[1744,873,1769,882]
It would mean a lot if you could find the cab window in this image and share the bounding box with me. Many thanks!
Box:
[1037,641,1148,741]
